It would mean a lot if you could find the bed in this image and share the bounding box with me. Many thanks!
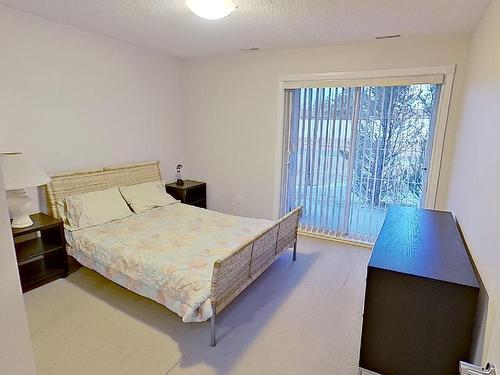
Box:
[45,161,301,346]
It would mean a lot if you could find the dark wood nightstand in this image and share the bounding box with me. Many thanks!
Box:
[12,213,68,292]
[165,180,206,208]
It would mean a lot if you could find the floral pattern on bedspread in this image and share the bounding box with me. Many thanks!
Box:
[65,203,274,322]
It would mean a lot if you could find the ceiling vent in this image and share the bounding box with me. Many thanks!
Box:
[375,34,401,40]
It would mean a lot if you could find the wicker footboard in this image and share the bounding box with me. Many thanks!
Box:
[209,206,302,346]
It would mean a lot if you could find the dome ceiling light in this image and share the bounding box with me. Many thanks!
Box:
[186,0,236,20]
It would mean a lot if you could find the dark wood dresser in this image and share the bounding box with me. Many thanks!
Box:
[359,206,480,375]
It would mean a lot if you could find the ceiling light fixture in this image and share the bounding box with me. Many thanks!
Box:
[186,0,236,20]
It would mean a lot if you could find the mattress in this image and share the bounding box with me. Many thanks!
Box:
[65,203,274,322]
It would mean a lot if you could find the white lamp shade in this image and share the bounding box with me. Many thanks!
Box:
[0,152,51,190]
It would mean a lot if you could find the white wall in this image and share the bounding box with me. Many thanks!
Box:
[0,5,183,210]
[0,7,184,370]
[447,0,500,364]
[0,170,37,375]
[181,35,470,218]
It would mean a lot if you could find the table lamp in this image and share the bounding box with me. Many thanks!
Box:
[0,152,51,228]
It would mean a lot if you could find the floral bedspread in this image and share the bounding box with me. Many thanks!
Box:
[65,203,273,322]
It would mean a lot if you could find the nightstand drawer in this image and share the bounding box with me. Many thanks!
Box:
[190,198,207,209]
[186,185,206,203]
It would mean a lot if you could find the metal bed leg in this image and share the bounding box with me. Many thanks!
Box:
[210,315,216,347]
[293,241,297,261]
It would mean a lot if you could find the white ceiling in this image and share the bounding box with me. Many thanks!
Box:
[0,0,490,58]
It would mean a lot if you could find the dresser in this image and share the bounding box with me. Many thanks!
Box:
[359,206,480,375]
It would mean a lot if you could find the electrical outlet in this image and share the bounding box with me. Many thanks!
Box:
[235,195,243,205]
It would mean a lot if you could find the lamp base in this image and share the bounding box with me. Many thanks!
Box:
[7,189,34,228]
[11,215,33,229]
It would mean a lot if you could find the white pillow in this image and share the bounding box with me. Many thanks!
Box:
[63,187,132,231]
[119,180,178,213]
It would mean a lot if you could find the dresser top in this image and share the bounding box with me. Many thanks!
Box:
[369,206,479,288]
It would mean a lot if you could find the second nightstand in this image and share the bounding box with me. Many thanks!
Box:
[165,180,206,208]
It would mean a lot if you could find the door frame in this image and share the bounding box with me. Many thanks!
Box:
[273,65,456,219]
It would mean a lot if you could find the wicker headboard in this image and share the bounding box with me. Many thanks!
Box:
[45,161,162,218]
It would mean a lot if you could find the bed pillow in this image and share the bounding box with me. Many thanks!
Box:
[119,180,178,213]
[63,187,132,231]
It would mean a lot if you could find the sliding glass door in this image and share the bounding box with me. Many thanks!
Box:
[282,82,441,243]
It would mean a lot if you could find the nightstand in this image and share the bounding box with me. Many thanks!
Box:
[12,213,68,292]
[165,180,206,208]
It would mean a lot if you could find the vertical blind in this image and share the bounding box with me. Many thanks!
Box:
[283,82,441,243]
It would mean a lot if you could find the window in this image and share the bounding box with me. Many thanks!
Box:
[280,69,451,243]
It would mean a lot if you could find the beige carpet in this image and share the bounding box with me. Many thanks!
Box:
[24,236,370,375]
